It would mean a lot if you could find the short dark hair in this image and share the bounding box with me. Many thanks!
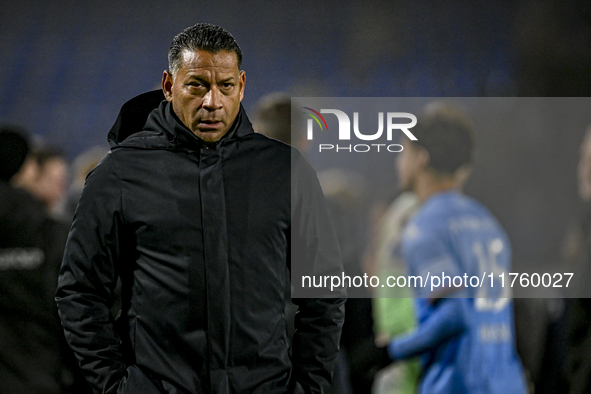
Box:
[29,144,66,169]
[411,103,475,175]
[253,93,292,144]
[0,125,29,182]
[168,23,243,77]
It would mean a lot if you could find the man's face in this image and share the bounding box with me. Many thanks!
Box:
[162,49,245,142]
[34,158,68,209]
[396,140,422,192]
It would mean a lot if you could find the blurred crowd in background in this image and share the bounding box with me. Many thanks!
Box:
[2,0,591,393]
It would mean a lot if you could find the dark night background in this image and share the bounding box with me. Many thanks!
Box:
[1,0,591,278]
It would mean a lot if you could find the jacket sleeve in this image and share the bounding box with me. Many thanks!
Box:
[55,152,134,394]
[289,151,346,393]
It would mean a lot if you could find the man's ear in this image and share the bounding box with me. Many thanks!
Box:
[238,70,246,102]
[416,147,430,169]
[162,70,174,102]
[454,166,473,189]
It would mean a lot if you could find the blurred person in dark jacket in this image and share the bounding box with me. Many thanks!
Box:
[253,94,380,394]
[316,169,377,394]
[252,92,293,145]
[562,125,591,394]
[60,145,108,222]
[0,126,86,393]
[55,23,345,394]
[12,144,69,219]
[252,92,298,345]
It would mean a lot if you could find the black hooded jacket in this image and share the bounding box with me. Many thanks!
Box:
[56,91,346,394]
[0,183,71,393]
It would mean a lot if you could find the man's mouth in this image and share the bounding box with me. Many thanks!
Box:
[199,120,223,130]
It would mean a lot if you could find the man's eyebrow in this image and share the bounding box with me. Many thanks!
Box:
[218,76,236,83]
[185,75,209,83]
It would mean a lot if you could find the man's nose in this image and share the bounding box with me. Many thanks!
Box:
[203,86,222,110]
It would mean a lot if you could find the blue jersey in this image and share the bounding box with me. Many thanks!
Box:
[389,191,527,394]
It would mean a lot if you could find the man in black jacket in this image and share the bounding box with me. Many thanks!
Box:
[0,126,81,393]
[56,23,345,394]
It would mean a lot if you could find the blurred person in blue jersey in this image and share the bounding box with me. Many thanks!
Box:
[386,104,528,393]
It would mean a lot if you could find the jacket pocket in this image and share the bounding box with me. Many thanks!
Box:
[116,365,164,394]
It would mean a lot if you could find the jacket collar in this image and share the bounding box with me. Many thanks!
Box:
[107,90,254,149]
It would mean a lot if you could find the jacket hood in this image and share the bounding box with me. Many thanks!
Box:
[107,90,254,150]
